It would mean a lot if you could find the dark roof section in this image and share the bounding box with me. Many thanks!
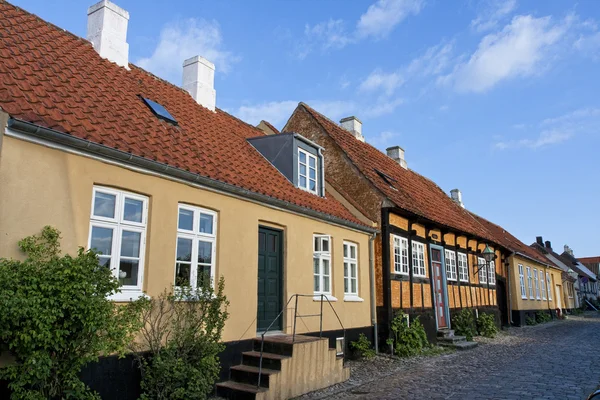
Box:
[530,243,577,282]
[559,251,597,281]
[469,212,551,267]
[577,256,600,264]
[0,1,370,230]
[296,102,497,242]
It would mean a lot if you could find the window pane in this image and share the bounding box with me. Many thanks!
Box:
[299,176,307,188]
[119,259,139,286]
[323,258,330,275]
[309,167,316,179]
[123,198,143,222]
[176,237,193,261]
[299,164,307,176]
[314,237,320,252]
[309,156,316,168]
[198,241,213,264]
[322,238,329,252]
[199,213,214,234]
[197,265,211,288]
[314,257,319,274]
[314,275,320,292]
[344,262,348,277]
[344,277,348,293]
[343,244,348,258]
[90,226,113,255]
[299,151,306,164]
[98,255,111,267]
[350,246,356,259]
[175,262,191,286]
[323,276,330,292]
[94,191,116,218]
[178,208,194,230]
[120,231,141,257]
[351,263,357,278]
[309,179,316,191]
[351,279,356,294]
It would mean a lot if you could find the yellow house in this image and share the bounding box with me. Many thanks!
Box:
[471,215,563,325]
[0,2,377,398]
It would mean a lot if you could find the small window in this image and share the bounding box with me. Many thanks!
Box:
[488,260,496,286]
[534,269,540,300]
[518,264,527,299]
[298,148,318,194]
[393,235,409,275]
[375,169,397,187]
[142,97,178,125]
[457,253,469,282]
[336,337,345,356]
[527,267,534,299]
[412,242,426,277]
[546,272,553,301]
[343,241,358,296]
[478,257,487,284]
[314,235,331,294]
[445,250,457,281]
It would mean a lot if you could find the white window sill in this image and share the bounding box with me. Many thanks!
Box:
[313,294,337,302]
[110,290,148,302]
[343,295,364,302]
[413,275,427,279]
[392,271,409,276]
[459,280,469,283]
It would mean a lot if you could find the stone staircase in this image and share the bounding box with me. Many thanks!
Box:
[437,329,478,350]
[216,335,349,400]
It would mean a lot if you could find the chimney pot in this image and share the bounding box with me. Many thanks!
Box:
[340,116,364,142]
[545,241,552,250]
[386,146,407,169]
[87,0,129,68]
[450,189,464,208]
[182,56,216,112]
[536,236,544,246]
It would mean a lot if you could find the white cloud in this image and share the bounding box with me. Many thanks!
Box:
[304,19,352,50]
[369,130,400,147]
[575,31,600,58]
[471,0,517,33]
[494,107,600,150]
[236,101,299,127]
[364,98,404,117]
[359,70,404,95]
[356,0,424,39]
[405,41,456,77]
[440,15,569,93]
[137,18,239,84]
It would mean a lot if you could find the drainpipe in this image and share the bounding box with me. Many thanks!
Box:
[369,231,379,353]
[506,252,515,325]
[318,148,326,197]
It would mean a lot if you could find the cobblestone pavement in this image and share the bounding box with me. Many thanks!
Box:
[296,314,600,400]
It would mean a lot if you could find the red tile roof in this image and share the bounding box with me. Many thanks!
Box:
[0,1,368,229]
[578,256,600,264]
[469,213,551,267]
[296,103,497,242]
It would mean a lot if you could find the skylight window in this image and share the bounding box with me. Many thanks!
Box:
[142,97,178,125]
[375,169,397,188]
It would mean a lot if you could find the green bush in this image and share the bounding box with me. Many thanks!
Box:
[526,316,537,325]
[350,333,376,359]
[535,311,552,323]
[389,311,430,357]
[452,309,476,341]
[0,226,145,400]
[134,279,229,400]
[477,313,498,338]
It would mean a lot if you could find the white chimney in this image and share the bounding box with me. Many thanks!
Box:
[450,189,464,208]
[386,146,407,169]
[182,56,216,112]
[564,245,574,256]
[340,116,364,142]
[87,0,130,68]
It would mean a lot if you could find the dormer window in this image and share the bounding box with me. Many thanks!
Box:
[298,148,318,194]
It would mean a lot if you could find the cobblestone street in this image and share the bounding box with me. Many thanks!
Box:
[297,314,600,400]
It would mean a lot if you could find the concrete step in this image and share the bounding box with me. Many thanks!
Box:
[438,341,478,350]
[230,364,279,388]
[215,381,267,400]
[437,329,455,338]
[437,335,466,343]
[242,350,289,370]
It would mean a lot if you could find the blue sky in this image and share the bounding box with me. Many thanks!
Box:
[13,0,600,256]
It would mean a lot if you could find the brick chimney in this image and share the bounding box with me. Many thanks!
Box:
[340,116,364,142]
[536,236,544,246]
[450,189,464,208]
[386,146,407,169]
[87,0,130,68]
[182,56,216,112]
[545,241,552,250]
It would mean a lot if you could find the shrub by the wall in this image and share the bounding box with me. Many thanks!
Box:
[452,309,476,341]
[350,333,376,359]
[389,311,430,357]
[477,313,498,338]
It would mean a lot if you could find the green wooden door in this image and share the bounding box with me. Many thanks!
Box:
[257,227,283,331]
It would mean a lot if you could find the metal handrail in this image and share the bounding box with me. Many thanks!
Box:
[257,293,346,388]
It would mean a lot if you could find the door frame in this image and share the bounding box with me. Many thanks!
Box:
[429,244,450,330]
[257,226,284,333]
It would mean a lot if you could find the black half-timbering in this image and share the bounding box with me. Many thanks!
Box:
[248,132,325,196]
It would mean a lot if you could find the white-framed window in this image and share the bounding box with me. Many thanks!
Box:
[534,269,540,300]
[314,235,331,294]
[445,250,457,281]
[488,260,496,285]
[88,186,148,299]
[174,204,217,288]
[540,269,547,300]
[457,252,469,282]
[519,264,527,299]
[343,241,358,296]
[546,272,552,301]
[393,235,409,275]
[527,266,534,299]
[412,241,426,277]
[336,337,345,356]
[478,257,487,284]
[298,148,318,194]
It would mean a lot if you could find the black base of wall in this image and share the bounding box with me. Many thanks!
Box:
[511,308,557,326]
[303,325,374,359]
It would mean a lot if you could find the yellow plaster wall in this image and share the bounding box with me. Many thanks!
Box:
[0,137,372,342]
[509,254,562,312]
